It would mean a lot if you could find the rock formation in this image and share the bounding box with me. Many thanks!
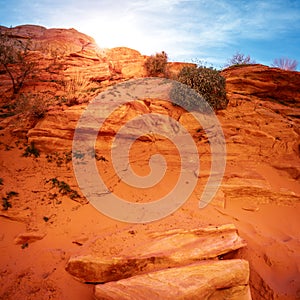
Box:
[66,224,246,283]
[65,224,251,299]
[0,25,299,300]
[94,259,251,300]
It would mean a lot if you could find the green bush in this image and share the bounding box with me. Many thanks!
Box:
[175,66,228,110]
[144,51,168,76]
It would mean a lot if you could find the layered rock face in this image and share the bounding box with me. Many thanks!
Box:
[221,64,300,127]
[0,25,147,99]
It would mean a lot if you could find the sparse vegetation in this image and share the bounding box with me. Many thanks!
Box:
[95,154,108,162]
[43,216,49,222]
[22,142,40,158]
[62,71,96,106]
[0,31,38,96]
[47,177,81,200]
[21,242,29,249]
[46,151,72,167]
[144,51,168,77]
[225,52,256,68]
[272,57,298,71]
[2,191,19,210]
[174,65,228,110]
[15,93,50,119]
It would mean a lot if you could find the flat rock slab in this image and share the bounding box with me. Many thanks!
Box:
[14,232,46,244]
[66,224,246,283]
[94,259,251,300]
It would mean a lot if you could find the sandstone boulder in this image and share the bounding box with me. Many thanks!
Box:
[94,259,251,300]
[14,231,46,245]
[65,224,246,283]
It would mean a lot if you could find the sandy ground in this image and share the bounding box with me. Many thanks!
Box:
[0,99,300,299]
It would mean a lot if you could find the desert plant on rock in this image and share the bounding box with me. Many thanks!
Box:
[62,70,96,106]
[272,57,298,71]
[174,65,228,110]
[22,142,40,158]
[15,93,50,119]
[0,31,38,96]
[2,191,18,210]
[225,52,255,68]
[144,51,168,77]
[47,177,81,200]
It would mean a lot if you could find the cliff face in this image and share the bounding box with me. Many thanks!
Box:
[0,25,148,99]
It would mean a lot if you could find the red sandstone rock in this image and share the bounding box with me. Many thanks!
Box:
[65,224,246,283]
[94,259,251,300]
[221,64,300,108]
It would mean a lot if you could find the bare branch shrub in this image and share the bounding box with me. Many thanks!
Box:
[0,31,38,96]
[225,52,256,68]
[272,57,298,71]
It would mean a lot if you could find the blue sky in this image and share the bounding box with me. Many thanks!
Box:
[1,0,299,69]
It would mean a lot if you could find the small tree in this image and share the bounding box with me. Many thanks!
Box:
[0,31,37,96]
[272,57,298,71]
[225,52,255,68]
[144,51,168,76]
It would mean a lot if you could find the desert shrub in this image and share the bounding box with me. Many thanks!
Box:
[144,51,168,76]
[174,66,228,110]
[225,52,255,67]
[22,142,40,158]
[62,71,97,106]
[16,93,50,119]
[272,57,298,71]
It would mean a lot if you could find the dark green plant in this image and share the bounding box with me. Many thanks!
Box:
[174,66,228,110]
[22,142,40,157]
[2,191,18,210]
[144,51,168,77]
[21,242,28,249]
[46,151,72,166]
[73,151,85,159]
[47,178,81,200]
[95,154,108,162]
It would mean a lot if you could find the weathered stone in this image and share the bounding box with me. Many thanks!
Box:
[221,64,300,108]
[94,259,251,300]
[65,224,246,283]
[14,232,46,244]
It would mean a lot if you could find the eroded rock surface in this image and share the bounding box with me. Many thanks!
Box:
[94,259,251,300]
[66,224,246,283]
